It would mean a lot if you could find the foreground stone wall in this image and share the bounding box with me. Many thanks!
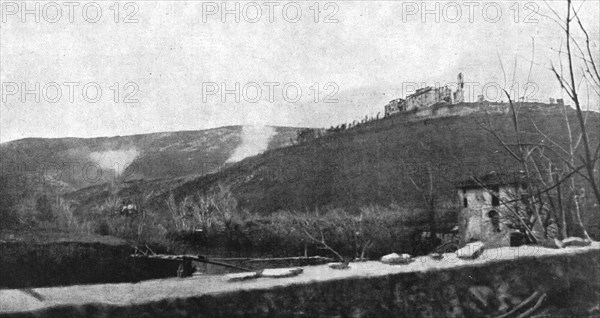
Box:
[2,245,599,318]
[197,256,333,275]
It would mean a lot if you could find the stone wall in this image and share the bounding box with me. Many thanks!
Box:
[196,256,333,275]
[3,245,598,318]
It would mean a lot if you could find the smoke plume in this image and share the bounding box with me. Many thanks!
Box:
[89,148,139,175]
[226,126,276,163]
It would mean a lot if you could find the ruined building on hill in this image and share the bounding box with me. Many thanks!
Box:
[384,98,407,116]
[385,73,465,116]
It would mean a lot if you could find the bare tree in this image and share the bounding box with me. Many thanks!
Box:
[293,210,345,262]
[548,0,600,239]
[473,0,600,241]
[332,208,377,261]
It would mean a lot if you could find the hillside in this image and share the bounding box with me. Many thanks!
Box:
[103,102,598,216]
[0,125,301,212]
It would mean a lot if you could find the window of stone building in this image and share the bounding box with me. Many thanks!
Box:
[463,197,468,208]
[491,185,500,206]
[488,210,501,232]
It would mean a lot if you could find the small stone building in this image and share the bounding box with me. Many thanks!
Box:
[383,73,465,115]
[384,98,407,116]
[456,172,527,248]
[406,86,453,110]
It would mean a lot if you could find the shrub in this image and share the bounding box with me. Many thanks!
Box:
[93,220,111,236]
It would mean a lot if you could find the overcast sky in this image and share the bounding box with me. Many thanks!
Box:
[1,0,599,142]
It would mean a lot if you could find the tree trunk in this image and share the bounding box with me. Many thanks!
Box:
[555,181,568,239]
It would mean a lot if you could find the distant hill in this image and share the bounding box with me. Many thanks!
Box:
[0,125,302,210]
[81,102,597,216]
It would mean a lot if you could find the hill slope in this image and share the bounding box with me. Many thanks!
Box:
[129,102,599,215]
[0,125,301,210]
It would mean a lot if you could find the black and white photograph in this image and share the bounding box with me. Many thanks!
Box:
[0,0,599,317]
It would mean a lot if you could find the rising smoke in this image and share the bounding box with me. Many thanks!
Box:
[226,126,276,163]
[89,148,139,175]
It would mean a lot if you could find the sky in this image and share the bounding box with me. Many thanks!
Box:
[1,0,599,142]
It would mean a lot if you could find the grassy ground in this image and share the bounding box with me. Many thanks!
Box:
[151,103,599,216]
